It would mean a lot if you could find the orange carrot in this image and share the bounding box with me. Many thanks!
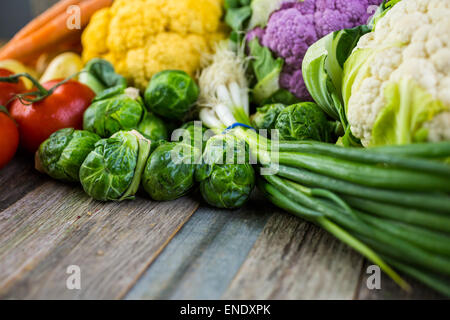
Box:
[11,0,82,42]
[0,0,112,61]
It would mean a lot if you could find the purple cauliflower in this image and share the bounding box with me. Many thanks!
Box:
[248,0,383,101]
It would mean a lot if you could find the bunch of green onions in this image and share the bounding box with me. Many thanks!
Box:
[234,128,450,296]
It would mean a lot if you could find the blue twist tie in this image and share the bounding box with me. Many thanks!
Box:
[223,123,257,134]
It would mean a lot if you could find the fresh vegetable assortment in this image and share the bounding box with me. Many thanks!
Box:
[1,0,449,297]
[226,0,384,103]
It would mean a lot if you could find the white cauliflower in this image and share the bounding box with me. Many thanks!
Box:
[343,0,450,146]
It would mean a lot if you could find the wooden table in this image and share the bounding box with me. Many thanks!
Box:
[0,154,443,300]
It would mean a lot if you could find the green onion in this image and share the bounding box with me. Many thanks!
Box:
[235,127,450,295]
[278,140,450,177]
[277,165,450,213]
[278,152,450,192]
[343,196,450,233]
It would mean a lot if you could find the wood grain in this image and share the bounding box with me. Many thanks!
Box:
[126,192,272,300]
[0,154,46,211]
[0,157,443,299]
[222,212,365,300]
[0,179,199,299]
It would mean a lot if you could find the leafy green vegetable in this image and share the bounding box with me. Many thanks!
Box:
[370,79,448,146]
[38,128,100,182]
[368,0,402,30]
[302,25,371,146]
[200,134,250,165]
[248,38,284,104]
[342,45,449,147]
[144,70,199,121]
[78,58,127,95]
[141,142,200,201]
[259,89,299,106]
[197,163,255,209]
[302,25,370,121]
[224,0,252,44]
[79,130,151,201]
[174,121,211,151]
[251,103,286,131]
[137,112,168,142]
[274,102,334,142]
[225,6,252,33]
[83,87,145,138]
[196,134,255,209]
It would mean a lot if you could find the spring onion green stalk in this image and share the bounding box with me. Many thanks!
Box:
[233,126,450,295]
[342,196,450,234]
[276,165,450,213]
[278,141,450,177]
[277,152,450,192]
[381,256,450,298]
[268,176,450,277]
[198,41,251,133]
[258,176,409,291]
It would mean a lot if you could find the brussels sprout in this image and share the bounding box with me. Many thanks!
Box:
[79,130,151,201]
[142,142,200,201]
[144,70,199,121]
[275,102,333,142]
[37,128,101,182]
[78,58,127,95]
[196,134,255,209]
[137,112,168,142]
[172,121,211,151]
[251,103,286,130]
[83,87,145,138]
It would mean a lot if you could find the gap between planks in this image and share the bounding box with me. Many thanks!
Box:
[125,192,272,300]
[221,212,365,300]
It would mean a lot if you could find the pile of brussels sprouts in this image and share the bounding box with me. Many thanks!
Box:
[36,61,256,208]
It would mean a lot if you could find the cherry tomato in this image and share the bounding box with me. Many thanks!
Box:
[9,80,95,153]
[0,108,19,169]
[0,69,26,108]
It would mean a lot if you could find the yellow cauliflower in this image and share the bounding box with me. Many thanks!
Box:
[82,0,226,90]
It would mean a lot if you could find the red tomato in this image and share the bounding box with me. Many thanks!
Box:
[9,80,95,153]
[0,109,19,169]
[0,69,26,108]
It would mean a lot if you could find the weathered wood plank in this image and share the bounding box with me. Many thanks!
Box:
[125,192,272,300]
[0,154,46,211]
[0,180,199,299]
[356,260,445,300]
[222,212,365,300]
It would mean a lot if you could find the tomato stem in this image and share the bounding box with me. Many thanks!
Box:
[0,105,9,115]
[0,72,82,105]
